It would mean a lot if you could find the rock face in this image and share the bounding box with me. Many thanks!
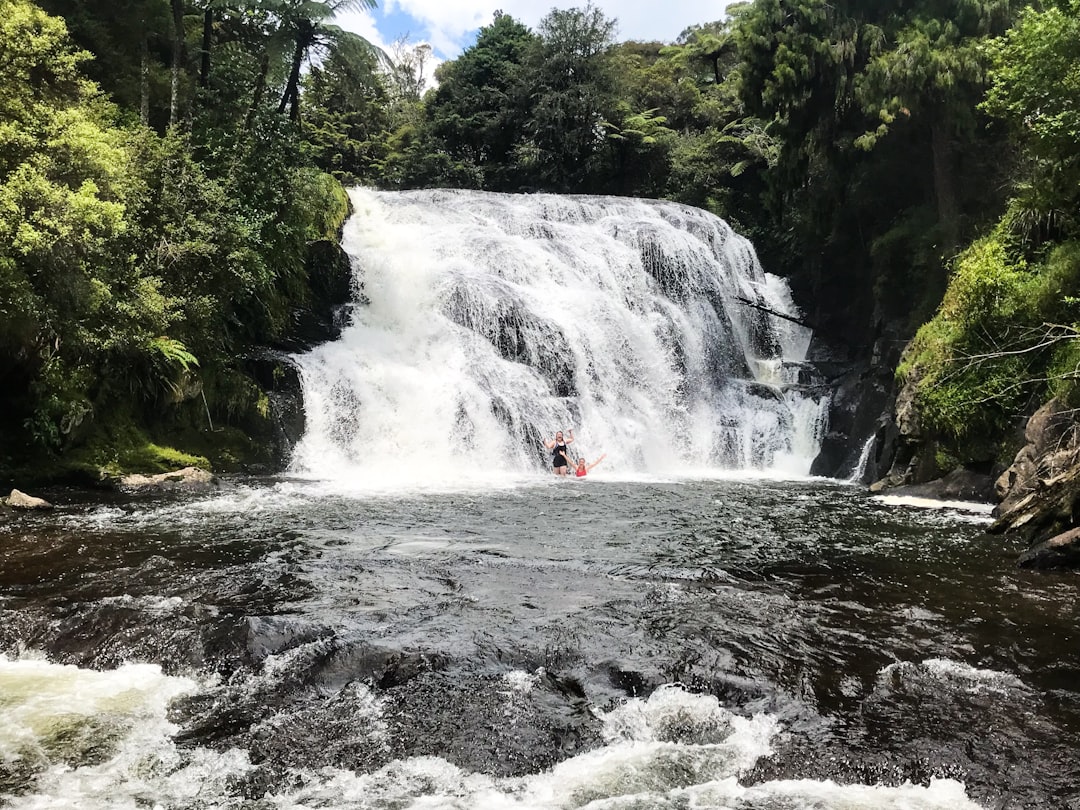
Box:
[995,398,1079,514]
[807,334,899,482]
[869,365,952,490]
[987,397,1080,568]
[118,467,218,495]
[3,489,53,510]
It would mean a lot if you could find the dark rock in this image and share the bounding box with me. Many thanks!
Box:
[884,466,996,503]
[991,461,1080,548]
[1017,527,1080,570]
[242,352,307,459]
[272,239,358,353]
[806,333,898,482]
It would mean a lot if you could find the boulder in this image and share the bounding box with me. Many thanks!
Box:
[884,466,996,503]
[1017,527,1080,570]
[118,466,218,495]
[3,489,53,510]
[1025,398,1076,455]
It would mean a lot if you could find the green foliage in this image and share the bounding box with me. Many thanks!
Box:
[66,417,211,478]
[982,2,1080,162]
[524,4,620,192]
[899,234,1080,458]
[302,47,390,185]
[0,0,354,477]
[982,2,1080,246]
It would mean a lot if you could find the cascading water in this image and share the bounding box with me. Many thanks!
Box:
[289,189,829,486]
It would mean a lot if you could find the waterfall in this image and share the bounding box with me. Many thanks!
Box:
[846,435,878,484]
[289,189,829,486]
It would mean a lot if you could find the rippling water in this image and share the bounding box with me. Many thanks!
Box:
[1,476,1078,808]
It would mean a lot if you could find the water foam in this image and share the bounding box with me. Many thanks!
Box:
[289,190,829,488]
[0,659,983,809]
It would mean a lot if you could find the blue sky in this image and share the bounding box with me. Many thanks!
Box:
[336,1,730,66]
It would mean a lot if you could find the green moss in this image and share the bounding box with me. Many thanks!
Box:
[298,170,351,241]
[157,424,274,473]
[66,420,211,479]
[898,230,1049,462]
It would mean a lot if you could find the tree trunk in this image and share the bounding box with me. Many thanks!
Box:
[244,51,270,133]
[931,118,960,255]
[169,0,186,126]
[278,20,313,122]
[140,33,150,125]
[199,6,213,88]
[278,35,306,119]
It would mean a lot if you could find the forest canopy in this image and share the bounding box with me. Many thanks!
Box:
[1,0,1077,479]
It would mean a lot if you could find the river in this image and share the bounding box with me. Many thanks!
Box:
[2,475,1078,808]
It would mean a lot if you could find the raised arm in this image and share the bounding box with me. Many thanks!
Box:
[560,450,574,466]
[565,429,575,444]
[543,436,555,449]
[586,453,606,472]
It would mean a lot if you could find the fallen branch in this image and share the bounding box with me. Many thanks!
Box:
[735,296,815,329]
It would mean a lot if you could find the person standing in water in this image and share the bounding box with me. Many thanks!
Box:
[544,429,574,475]
[562,450,605,477]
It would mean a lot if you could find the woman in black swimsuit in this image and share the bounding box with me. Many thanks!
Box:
[543,429,574,475]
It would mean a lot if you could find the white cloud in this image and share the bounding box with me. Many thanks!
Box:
[347,1,731,61]
[332,8,445,91]
[333,8,396,55]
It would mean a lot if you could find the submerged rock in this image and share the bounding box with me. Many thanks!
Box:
[117,466,218,495]
[3,489,53,510]
[1017,527,1080,570]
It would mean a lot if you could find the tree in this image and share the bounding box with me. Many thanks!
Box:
[0,0,174,447]
[302,45,390,184]
[525,3,619,191]
[425,11,538,190]
[267,0,378,122]
[37,0,174,128]
[981,0,1080,243]
[854,0,1015,253]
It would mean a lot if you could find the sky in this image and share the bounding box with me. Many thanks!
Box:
[335,1,730,71]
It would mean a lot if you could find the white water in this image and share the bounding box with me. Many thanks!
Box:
[289,189,829,488]
[846,435,877,483]
[0,654,984,809]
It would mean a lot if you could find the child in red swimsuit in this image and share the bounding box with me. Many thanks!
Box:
[562,451,606,477]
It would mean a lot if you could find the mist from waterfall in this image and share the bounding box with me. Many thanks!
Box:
[288,189,829,488]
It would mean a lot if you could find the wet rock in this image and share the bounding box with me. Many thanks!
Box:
[379,669,604,778]
[271,239,357,353]
[3,489,53,510]
[883,467,996,503]
[987,397,1080,567]
[1017,527,1080,570]
[117,466,218,495]
[377,651,451,689]
[991,462,1080,546]
[806,333,897,482]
